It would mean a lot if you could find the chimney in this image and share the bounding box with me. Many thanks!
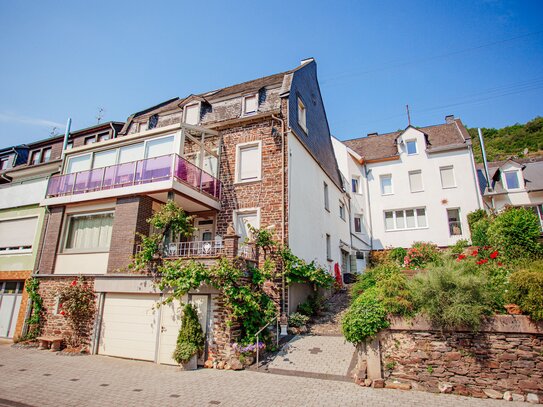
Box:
[445,115,455,124]
[300,57,315,65]
[367,132,378,137]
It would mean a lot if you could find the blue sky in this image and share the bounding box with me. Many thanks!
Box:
[0,0,542,145]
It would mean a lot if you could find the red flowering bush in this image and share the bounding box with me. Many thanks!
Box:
[403,242,441,269]
[57,278,95,347]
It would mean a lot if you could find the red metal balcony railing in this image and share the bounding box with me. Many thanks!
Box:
[46,154,221,200]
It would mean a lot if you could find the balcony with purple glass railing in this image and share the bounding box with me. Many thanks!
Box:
[46,154,221,200]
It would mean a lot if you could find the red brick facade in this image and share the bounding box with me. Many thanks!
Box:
[37,206,65,275]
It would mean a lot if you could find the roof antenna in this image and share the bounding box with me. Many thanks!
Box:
[406,104,411,126]
[49,126,58,138]
[96,107,105,124]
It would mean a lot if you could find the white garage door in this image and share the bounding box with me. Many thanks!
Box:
[98,293,159,361]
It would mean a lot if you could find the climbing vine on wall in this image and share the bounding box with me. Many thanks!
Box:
[24,277,43,340]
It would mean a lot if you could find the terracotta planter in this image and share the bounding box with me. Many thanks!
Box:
[178,355,197,371]
[504,304,522,315]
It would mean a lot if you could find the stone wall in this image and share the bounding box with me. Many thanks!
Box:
[359,316,543,403]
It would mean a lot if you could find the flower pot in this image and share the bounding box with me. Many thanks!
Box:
[178,354,197,371]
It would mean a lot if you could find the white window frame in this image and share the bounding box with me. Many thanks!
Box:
[183,102,201,125]
[242,94,258,116]
[380,174,393,195]
[339,201,346,221]
[0,215,39,255]
[408,170,424,193]
[297,96,307,134]
[351,176,360,194]
[61,210,115,254]
[440,166,456,189]
[233,208,261,243]
[384,207,428,232]
[354,214,363,233]
[503,170,521,191]
[326,233,332,261]
[406,140,418,155]
[234,140,262,184]
[447,208,463,236]
[324,182,329,211]
[30,150,41,165]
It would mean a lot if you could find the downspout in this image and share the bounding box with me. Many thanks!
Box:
[61,118,72,160]
[363,162,373,252]
[477,128,494,210]
[271,114,286,319]
[109,122,118,139]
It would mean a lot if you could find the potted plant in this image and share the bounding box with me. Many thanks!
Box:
[172,303,205,370]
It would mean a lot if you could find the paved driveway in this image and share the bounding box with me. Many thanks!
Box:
[0,343,525,407]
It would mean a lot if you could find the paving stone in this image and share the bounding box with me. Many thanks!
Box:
[0,343,528,407]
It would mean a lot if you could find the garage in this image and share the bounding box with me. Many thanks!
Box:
[97,292,210,365]
[0,281,24,339]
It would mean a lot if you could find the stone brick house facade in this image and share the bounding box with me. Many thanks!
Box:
[33,58,351,365]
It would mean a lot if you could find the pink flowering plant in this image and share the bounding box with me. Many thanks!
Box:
[403,242,441,270]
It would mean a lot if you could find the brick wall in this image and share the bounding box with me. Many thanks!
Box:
[37,276,96,348]
[0,270,32,339]
[37,207,65,275]
[361,316,543,402]
[107,196,153,273]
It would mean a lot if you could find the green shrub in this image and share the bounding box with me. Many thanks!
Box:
[375,271,413,316]
[471,218,491,247]
[289,312,310,327]
[404,242,442,269]
[342,288,389,344]
[450,239,469,255]
[487,207,542,259]
[467,209,487,232]
[505,261,543,321]
[173,303,205,364]
[351,263,401,299]
[389,247,407,264]
[410,261,493,331]
[297,300,314,316]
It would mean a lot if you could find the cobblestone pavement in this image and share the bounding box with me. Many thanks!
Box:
[266,335,356,381]
[0,343,526,407]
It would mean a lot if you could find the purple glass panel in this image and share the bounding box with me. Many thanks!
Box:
[175,156,202,190]
[102,166,116,189]
[72,168,105,193]
[47,173,76,196]
[113,162,136,187]
[137,155,172,184]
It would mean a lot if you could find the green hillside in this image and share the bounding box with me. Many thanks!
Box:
[468,116,543,163]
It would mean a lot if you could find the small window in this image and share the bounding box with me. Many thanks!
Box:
[0,157,9,170]
[326,234,331,260]
[66,142,74,150]
[380,174,393,195]
[30,150,41,165]
[42,148,52,163]
[406,140,417,155]
[440,166,456,189]
[184,103,200,125]
[242,95,258,116]
[84,136,96,145]
[504,170,520,190]
[351,177,360,194]
[409,170,423,192]
[148,114,159,130]
[64,212,114,252]
[97,133,111,142]
[447,208,462,236]
[356,251,365,260]
[234,209,260,244]
[324,182,329,211]
[236,142,261,183]
[339,202,345,221]
[384,208,427,231]
[354,215,362,233]
[297,97,307,133]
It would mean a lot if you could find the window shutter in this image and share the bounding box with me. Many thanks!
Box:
[244,95,258,114]
[440,167,455,188]
[409,171,423,192]
[239,145,260,181]
[119,143,144,164]
[185,104,200,125]
[67,154,92,174]
[146,136,174,159]
[0,217,38,248]
[93,150,117,169]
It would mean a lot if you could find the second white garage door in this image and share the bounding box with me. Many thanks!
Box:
[98,293,159,362]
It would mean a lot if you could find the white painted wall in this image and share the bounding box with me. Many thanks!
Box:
[54,253,110,275]
[0,178,48,210]
[288,133,351,275]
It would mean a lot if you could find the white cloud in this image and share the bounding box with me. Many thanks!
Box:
[0,112,65,129]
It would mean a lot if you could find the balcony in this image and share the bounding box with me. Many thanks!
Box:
[137,240,258,262]
[44,154,221,206]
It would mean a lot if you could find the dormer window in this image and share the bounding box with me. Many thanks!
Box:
[30,150,41,165]
[42,148,52,163]
[297,97,307,133]
[148,114,159,130]
[504,170,520,190]
[84,136,96,145]
[242,94,258,116]
[406,140,418,155]
[184,103,200,125]
[97,133,111,142]
[0,157,10,170]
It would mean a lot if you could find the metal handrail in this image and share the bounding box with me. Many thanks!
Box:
[255,315,280,369]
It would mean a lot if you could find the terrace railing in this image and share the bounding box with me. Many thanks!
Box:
[46,154,221,200]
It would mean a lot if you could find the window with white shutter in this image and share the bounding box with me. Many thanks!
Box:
[93,150,117,169]
[184,103,200,125]
[440,166,456,189]
[409,170,423,192]
[234,210,259,243]
[243,95,258,116]
[236,142,261,183]
[0,217,38,252]
[145,136,174,159]
[66,154,92,174]
[118,143,144,164]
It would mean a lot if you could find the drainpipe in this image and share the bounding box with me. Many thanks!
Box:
[109,122,117,139]
[61,118,72,160]
[271,114,286,319]
[363,162,373,252]
[478,128,494,211]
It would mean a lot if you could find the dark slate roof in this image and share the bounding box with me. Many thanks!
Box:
[477,156,543,194]
[343,119,469,161]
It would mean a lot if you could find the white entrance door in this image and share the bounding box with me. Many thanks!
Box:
[0,281,24,339]
[98,293,159,361]
[194,218,214,241]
